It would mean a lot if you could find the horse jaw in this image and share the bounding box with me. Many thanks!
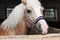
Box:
[1,3,25,30]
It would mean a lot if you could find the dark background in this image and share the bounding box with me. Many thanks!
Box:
[0,0,60,28]
[41,0,60,29]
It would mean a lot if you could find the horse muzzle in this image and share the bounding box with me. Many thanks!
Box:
[29,16,47,35]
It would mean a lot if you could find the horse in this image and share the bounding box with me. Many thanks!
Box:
[0,0,49,35]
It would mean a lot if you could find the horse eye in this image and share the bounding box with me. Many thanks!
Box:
[27,10,31,13]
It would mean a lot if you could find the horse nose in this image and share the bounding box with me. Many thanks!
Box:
[38,23,48,35]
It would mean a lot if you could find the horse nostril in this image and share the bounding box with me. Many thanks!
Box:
[39,24,41,27]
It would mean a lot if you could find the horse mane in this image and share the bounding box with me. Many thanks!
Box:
[1,3,25,29]
[26,0,41,7]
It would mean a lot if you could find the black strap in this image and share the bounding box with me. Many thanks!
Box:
[33,16,45,24]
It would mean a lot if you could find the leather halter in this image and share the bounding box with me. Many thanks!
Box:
[24,4,45,34]
[33,16,45,27]
[24,14,45,34]
[24,6,45,28]
[30,16,45,34]
[25,15,44,27]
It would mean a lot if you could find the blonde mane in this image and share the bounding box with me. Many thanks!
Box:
[1,3,25,29]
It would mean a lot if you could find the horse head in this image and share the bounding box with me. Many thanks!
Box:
[25,0,49,34]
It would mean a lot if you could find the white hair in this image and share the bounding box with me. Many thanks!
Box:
[1,3,25,30]
[26,0,41,7]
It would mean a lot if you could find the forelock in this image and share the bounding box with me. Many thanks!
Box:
[26,0,41,7]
